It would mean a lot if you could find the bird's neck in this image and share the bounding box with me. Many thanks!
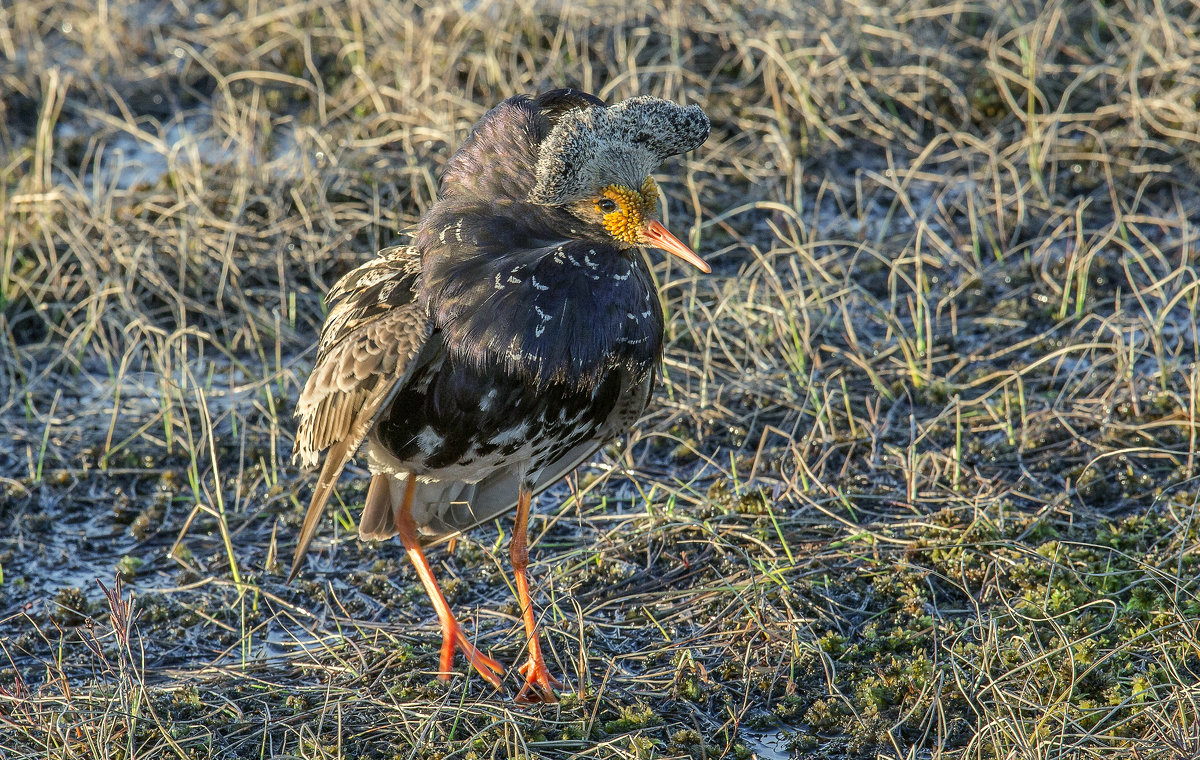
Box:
[416,204,664,388]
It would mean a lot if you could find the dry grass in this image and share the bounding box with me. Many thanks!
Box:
[3,0,1200,757]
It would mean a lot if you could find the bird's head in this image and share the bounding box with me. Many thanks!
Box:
[528,95,712,273]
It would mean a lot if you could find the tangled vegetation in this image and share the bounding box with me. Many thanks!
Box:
[2,0,1199,757]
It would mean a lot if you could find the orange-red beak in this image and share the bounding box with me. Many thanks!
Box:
[641,219,711,273]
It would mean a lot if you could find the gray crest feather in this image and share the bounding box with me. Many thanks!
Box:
[528,95,709,205]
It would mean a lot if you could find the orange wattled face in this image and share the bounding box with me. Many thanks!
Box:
[593,177,659,245]
[575,175,711,272]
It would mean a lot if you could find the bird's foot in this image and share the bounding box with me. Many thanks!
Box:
[438,621,504,689]
[514,644,562,703]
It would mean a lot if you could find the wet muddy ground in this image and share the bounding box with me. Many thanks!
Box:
[4,1,1200,758]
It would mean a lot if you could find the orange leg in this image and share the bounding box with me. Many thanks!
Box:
[394,476,504,689]
[511,484,562,703]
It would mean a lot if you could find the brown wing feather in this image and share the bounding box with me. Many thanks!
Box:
[288,246,434,582]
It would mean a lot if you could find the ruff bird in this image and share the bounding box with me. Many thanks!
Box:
[289,89,710,701]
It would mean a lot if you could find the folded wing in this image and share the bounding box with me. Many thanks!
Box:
[288,247,436,581]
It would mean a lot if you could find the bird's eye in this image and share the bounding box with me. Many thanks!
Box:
[597,198,619,214]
